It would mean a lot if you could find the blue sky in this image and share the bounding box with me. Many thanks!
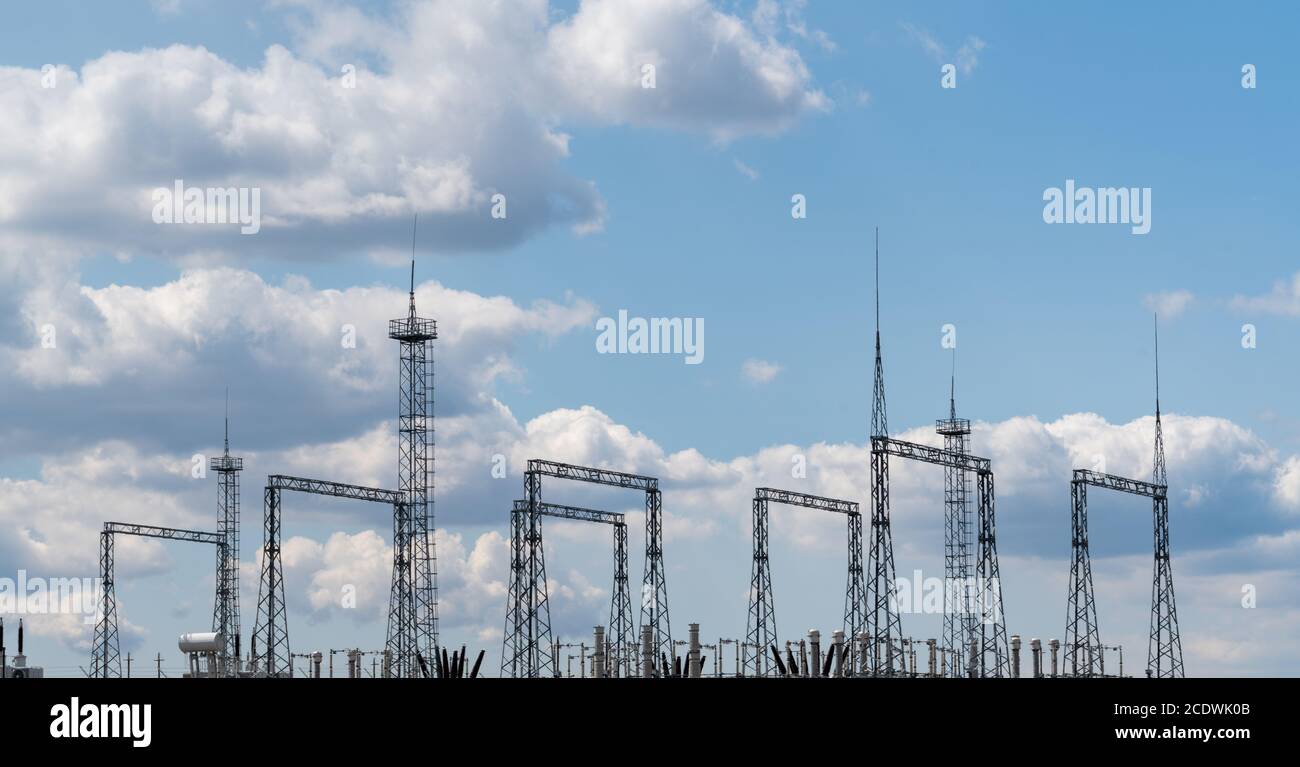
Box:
[2,0,1299,677]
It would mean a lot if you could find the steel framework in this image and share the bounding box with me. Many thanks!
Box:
[507,500,634,676]
[744,488,862,677]
[388,257,440,679]
[251,475,429,677]
[210,410,243,677]
[1064,468,1184,677]
[1064,321,1184,679]
[91,522,226,678]
[502,459,671,677]
[867,233,1007,677]
[870,437,1009,677]
[937,379,976,677]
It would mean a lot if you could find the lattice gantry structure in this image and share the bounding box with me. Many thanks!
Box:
[503,459,671,678]
[744,488,863,677]
[389,259,440,672]
[252,475,429,677]
[1065,320,1184,678]
[937,378,977,678]
[867,231,1008,677]
[507,500,634,676]
[210,411,243,677]
[871,438,1008,677]
[91,522,226,678]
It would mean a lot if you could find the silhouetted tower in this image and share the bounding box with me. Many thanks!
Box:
[609,521,634,676]
[253,484,288,675]
[90,531,120,677]
[1148,316,1185,677]
[866,228,904,674]
[937,370,974,676]
[210,394,243,677]
[388,239,440,676]
[843,510,866,658]
[744,493,776,675]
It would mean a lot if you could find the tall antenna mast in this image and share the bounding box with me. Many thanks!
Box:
[1153,313,1161,416]
[409,214,419,318]
[223,386,229,455]
[1152,313,1166,486]
[871,227,888,438]
[949,349,957,420]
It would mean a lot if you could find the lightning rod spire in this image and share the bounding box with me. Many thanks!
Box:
[409,214,419,318]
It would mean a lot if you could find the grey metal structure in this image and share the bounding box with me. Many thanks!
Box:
[502,459,670,678]
[867,232,1008,677]
[507,500,634,677]
[1064,470,1165,676]
[91,522,226,678]
[744,487,862,677]
[251,475,428,677]
[870,437,1009,677]
[1064,320,1184,679]
[388,253,440,678]
[937,377,976,678]
[209,406,243,677]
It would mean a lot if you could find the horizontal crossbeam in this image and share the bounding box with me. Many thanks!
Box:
[102,522,224,546]
[512,500,625,526]
[526,459,658,491]
[267,474,405,505]
[755,487,858,515]
[872,436,991,474]
[1072,469,1165,499]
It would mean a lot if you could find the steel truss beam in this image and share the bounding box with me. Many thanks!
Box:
[868,436,1009,677]
[503,460,670,678]
[507,501,634,677]
[91,523,226,678]
[1065,468,1183,677]
[874,436,991,474]
[267,474,405,504]
[745,488,863,676]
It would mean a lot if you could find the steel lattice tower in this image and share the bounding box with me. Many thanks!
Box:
[252,486,289,675]
[844,511,866,651]
[744,494,776,676]
[1064,476,1101,675]
[388,255,440,676]
[866,230,904,675]
[90,531,120,678]
[974,470,1010,676]
[210,401,243,677]
[937,375,974,677]
[503,472,556,677]
[641,487,671,666]
[1148,318,1184,677]
[609,520,634,676]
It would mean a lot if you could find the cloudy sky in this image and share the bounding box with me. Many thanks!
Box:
[2,0,1298,677]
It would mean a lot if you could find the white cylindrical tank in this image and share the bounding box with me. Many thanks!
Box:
[178,632,223,653]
